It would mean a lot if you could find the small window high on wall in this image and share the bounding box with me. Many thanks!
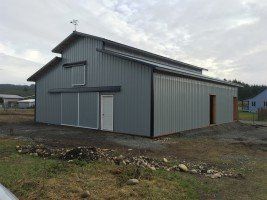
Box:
[71,65,86,86]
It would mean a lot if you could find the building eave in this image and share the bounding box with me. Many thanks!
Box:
[27,57,62,82]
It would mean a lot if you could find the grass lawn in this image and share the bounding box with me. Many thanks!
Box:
[238,111,258,121]
[0,112,266,199]
[0,138,216,200]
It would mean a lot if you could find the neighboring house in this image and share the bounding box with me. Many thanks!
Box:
[18,99,35,109]
[242,89,267,112]
[28,31,240,137]
[0,94,24,108]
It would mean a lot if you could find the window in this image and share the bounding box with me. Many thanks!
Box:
[71,65,86,86]
[251,101,256,107]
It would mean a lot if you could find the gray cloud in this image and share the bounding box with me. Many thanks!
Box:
[0,0,266,85]
[0,53,42,84]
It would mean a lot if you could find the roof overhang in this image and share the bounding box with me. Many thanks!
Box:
[48,86,121,93]
[27,57,62,82]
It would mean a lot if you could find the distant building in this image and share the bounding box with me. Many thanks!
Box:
[18,99,35,109]
[242,89,267,112]
[0,94,24,108]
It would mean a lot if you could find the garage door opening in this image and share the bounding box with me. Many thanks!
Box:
[210,95,216,124]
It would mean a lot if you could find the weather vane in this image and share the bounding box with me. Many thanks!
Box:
[70,19,79,31]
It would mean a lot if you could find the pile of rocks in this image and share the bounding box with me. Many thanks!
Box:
[111,155,171,171]
[16,144,113,162]
[16,144,243,180]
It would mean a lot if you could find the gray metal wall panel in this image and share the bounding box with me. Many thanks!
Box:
[79,92,98,128]
[36,37,151,136]
[71,66,85,85]
[154,73,238,136]
[35,65,61,124]
[62,93,78,126]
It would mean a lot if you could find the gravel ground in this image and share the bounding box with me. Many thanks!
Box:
[0,120,266,152]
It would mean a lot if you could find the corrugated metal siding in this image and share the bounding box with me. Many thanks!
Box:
[36,37,151,136]
[62,93,78,126]
[154,73,238,136]
[71,65,85,85]
[79,92,98,128]
[35,63,62,124]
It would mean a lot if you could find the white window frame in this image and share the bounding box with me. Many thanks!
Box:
[71,65,86,87]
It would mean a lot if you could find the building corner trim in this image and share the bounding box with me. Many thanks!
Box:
[150,68,154,138]
[34,83,37,122]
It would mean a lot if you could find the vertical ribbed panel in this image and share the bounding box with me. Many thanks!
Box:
[71,65,85,85]
[154,73,238,136]
[62,93,78,126]
[36,37,151,136]
[36,62,62,124]
[79,92,98,128]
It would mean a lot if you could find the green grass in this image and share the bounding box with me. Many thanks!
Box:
[0,139,216,200]
[238,111,258,121]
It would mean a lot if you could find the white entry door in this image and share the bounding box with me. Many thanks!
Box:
[101,95,114,131]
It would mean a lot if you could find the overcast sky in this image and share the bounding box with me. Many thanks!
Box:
[0,0,266,85]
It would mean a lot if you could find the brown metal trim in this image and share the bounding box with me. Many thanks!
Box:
[210,95,216,124]
[233,97,238,121]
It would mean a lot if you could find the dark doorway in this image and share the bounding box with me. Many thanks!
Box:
[210,95,216,124]
[233,97,238,121]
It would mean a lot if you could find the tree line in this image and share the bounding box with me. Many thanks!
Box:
[230,80,266,100]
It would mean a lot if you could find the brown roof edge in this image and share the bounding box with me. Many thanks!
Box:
[27,57,62,82]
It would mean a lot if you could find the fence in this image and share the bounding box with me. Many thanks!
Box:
[258,108,267,121]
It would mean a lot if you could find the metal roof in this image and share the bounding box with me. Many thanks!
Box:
[18,99,35,103]
[0,94,23,99]
[98,49,241,88]
[52,31,207,71]
[29,31,240,87]
[27,57,62,81]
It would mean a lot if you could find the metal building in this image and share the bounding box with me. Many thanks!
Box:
[28,31,239,137]
[0,94,24,108]
[18,99,35,109]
